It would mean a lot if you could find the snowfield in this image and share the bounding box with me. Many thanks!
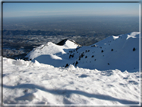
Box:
[2,32,142,106]
[2,57,141,106]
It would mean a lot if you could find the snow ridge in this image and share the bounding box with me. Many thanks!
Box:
[26,32,140,71]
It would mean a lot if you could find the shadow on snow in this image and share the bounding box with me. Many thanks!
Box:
[3,84,140,105]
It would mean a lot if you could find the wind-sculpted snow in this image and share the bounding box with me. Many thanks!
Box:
[26,32,140,71]
[2,57,141,106]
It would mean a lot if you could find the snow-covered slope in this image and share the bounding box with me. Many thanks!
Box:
[26,32,140,71]
[2,57,141,106]
[26,40,80,67]
[74,32,140,71]
[2,32,141,106]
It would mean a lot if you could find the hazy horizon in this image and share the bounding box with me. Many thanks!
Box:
[3,3,139,18]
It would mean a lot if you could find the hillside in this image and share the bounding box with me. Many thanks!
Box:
[25,39,80,67]
[26,32,140,71]
[2,32,141,106]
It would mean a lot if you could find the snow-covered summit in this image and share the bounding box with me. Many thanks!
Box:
[26,32,140,71]
[25,39,80,67]
[57,39,81,47]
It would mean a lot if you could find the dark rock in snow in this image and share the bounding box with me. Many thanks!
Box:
[57,39,68,46]
[133,48,136,51]
[75,61,78,66]
[65,64,69,67]
[57,39,81,46]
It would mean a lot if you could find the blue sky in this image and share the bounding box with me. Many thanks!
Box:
[3,2,139,18]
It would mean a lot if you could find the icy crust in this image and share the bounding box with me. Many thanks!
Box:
[2,57,140,105]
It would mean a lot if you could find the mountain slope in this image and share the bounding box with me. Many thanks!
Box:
[2,32,141,106]
[26,32,140,71]
[74,32,139,71]
[26,40,80,67]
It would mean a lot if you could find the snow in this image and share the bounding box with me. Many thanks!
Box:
[64,40,80,48]
[25,40,79,67]
[26,40,78,60]
[2,57,141,106]
[27,32,140,71]
[2,32,141,106]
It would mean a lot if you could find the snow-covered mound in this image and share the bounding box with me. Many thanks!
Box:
[2,57,141,106]
[26,39,80,67]
[26,32,140,71]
